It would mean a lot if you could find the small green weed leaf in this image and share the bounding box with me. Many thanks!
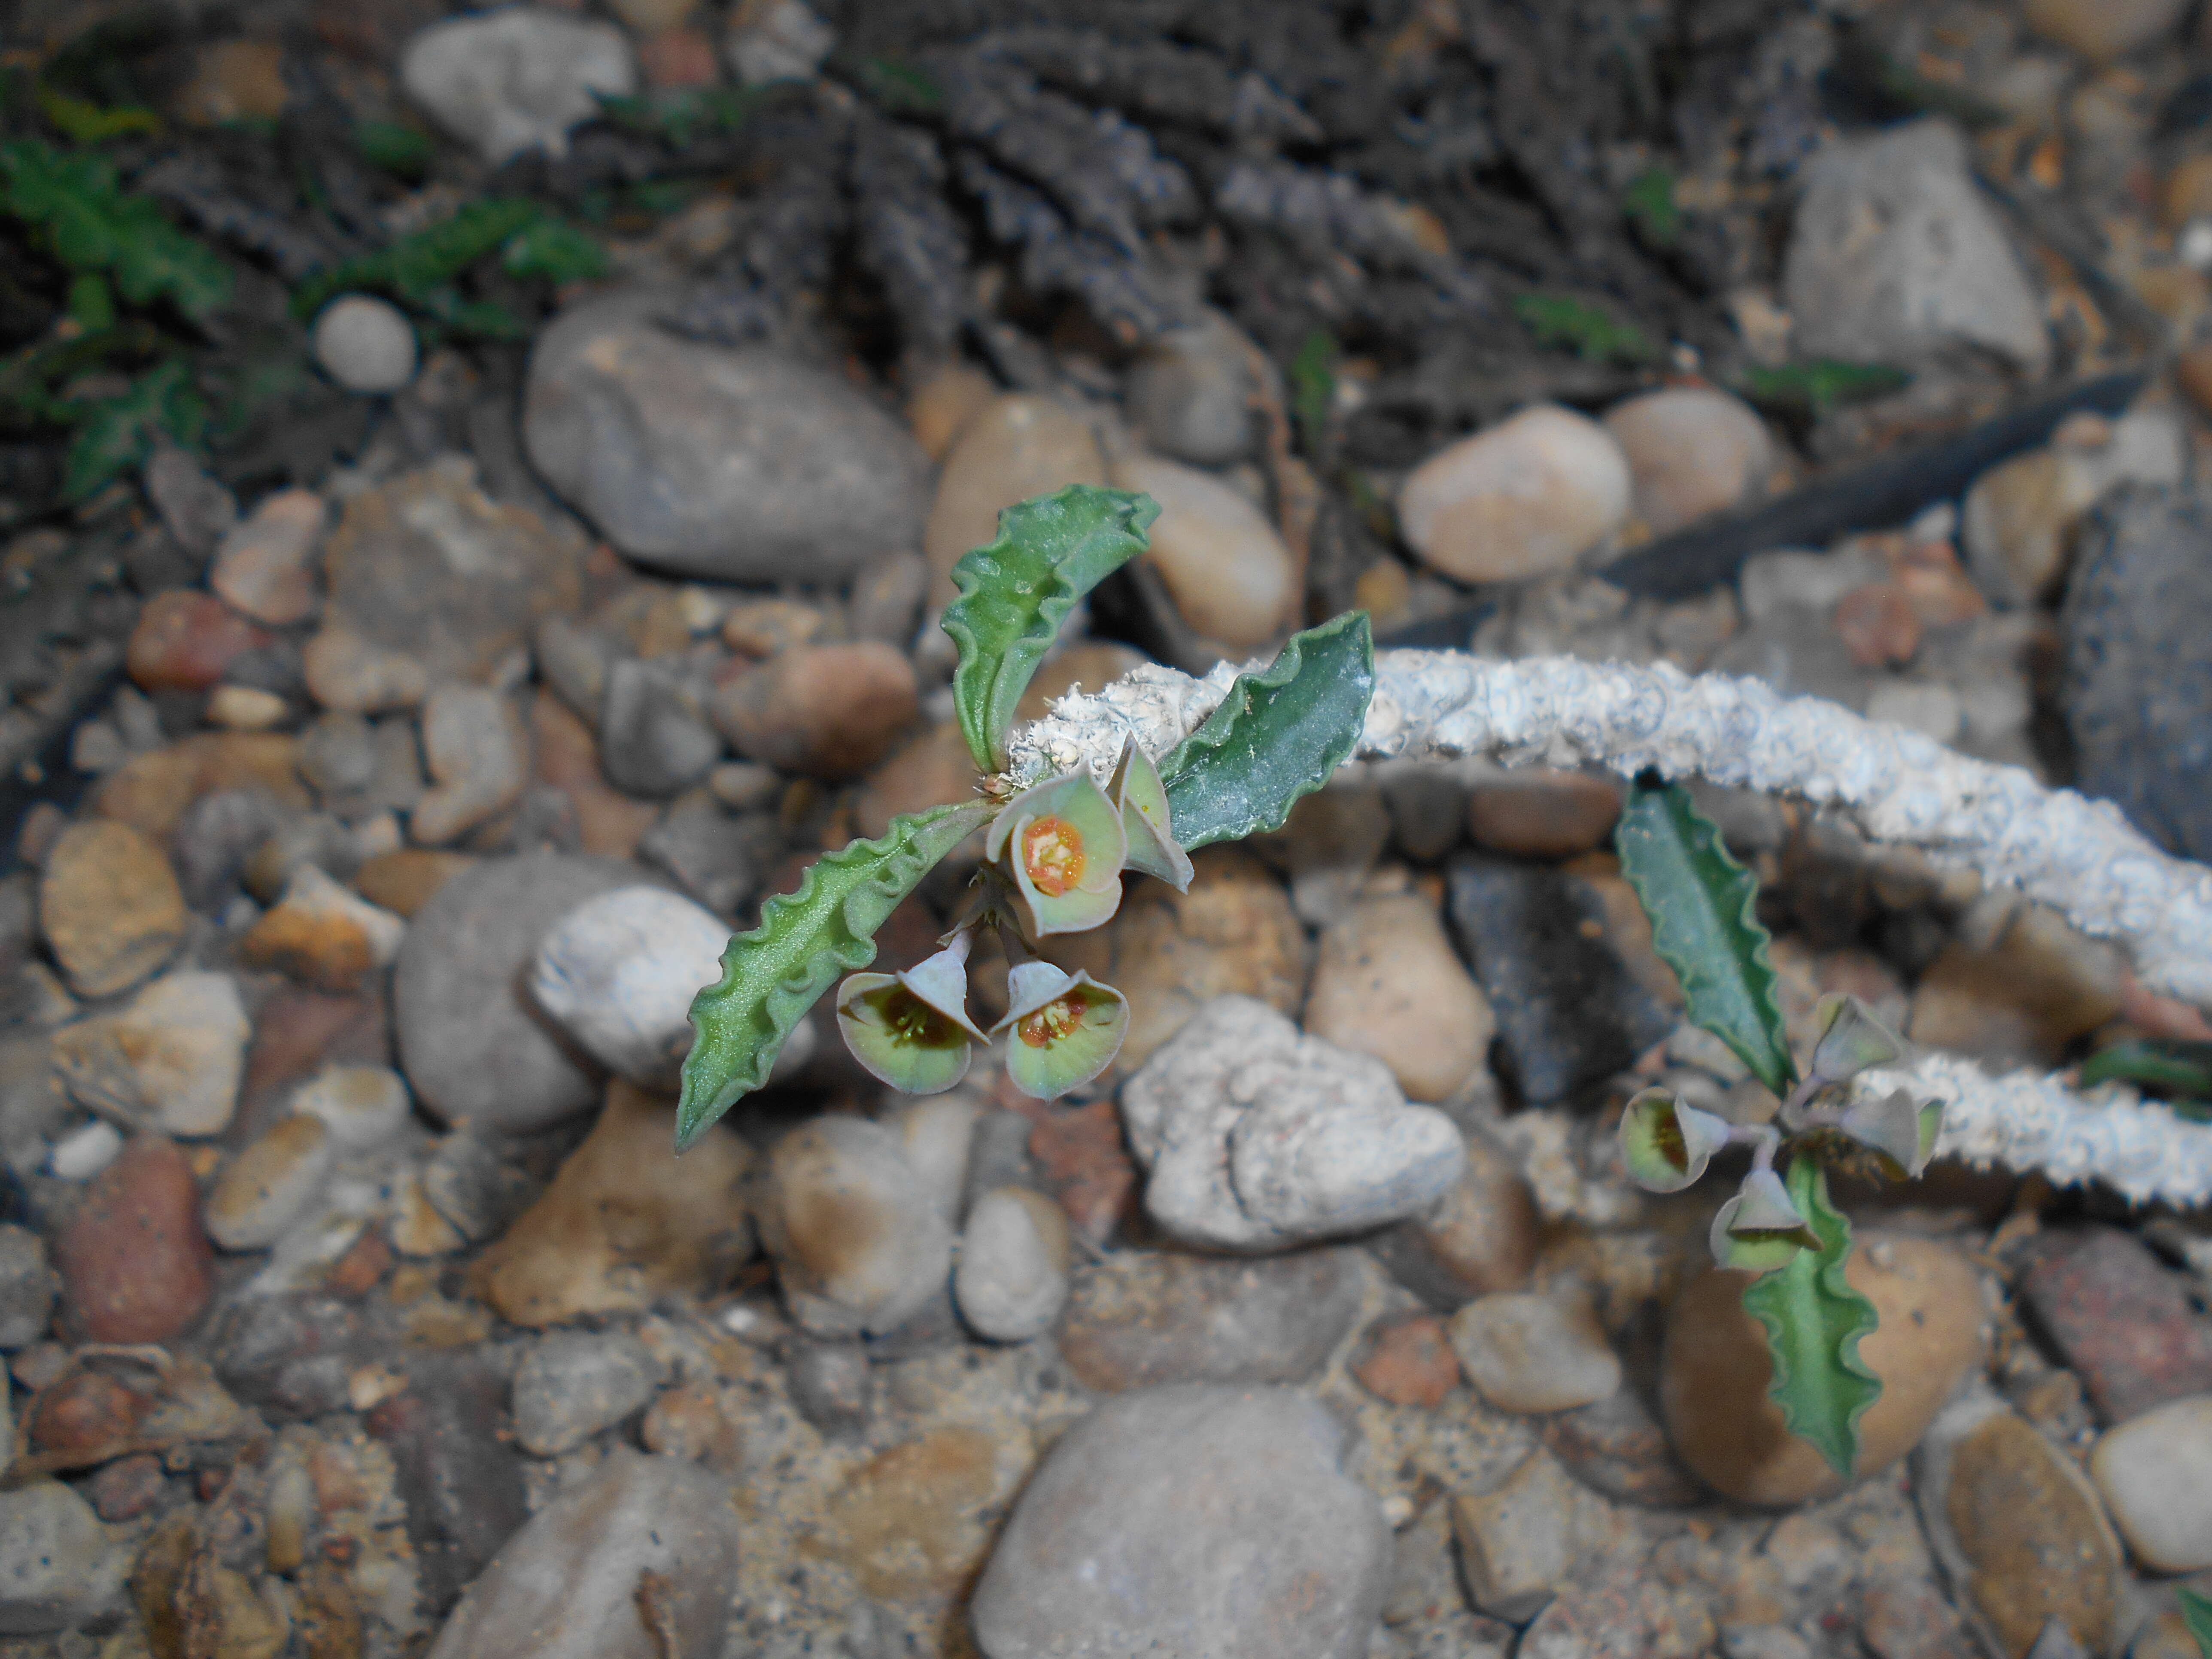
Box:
[1740,1156,1882,1481]
[1740,359,1911,421]
[1614,776,1796,1098]
[1290,329,1337,459]
[2178,1587,2212,1659]
[63,358,204,501]
[855,55,944,115]
[1159,611,1374,850]
[292,197,540,318]
[67,272,114,332]
[36,85,161,143]
[1513,291,1659,366]
[353,119,435,179]
[677,799,991,1149]
[2079,1037,2212,1106]
[942,484,1159,772]
[0,139,229,320]
[500,216,605,285]
[1621,167,1681,249]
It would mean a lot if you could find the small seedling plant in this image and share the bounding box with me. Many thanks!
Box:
[1612,777,1942,1481]
[675,483,1375,1142]
[674,483,1941,1485]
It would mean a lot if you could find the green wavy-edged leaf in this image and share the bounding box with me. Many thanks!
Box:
[676,799,991,1150]
[1158,611,1374,850]
[1614,777,1796,1098]
[2179,1587,2212,1659]
[942,484,1159,772]
[1741,1157,1882,1481]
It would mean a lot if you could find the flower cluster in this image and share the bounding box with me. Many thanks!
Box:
[835,738,1188,1101]
[1619,994,1944,1271]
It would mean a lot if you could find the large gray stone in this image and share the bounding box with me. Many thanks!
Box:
[0,1483,129,1635]
[394,852,643,1134]
[969,1383,1392,1659]
[1784,120,2048,377]
[425,1447,738,1659]
[523,291,933,582]
[2063,487,2212,864]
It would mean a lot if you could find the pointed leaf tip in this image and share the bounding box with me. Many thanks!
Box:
[1159,611,1375,851]
[942,485,1160,772]
[1614,778,1796,1100]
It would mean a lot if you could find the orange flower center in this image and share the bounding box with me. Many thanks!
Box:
[1021,816,1085,896]
[1017,991,1089,1048]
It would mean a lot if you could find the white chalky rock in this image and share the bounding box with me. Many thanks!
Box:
[401,7,635,166]
[291,1065,413,1152]
[1119,996,1465,1251]
[531,886,732,1090]
[49,971,249,1138]
[955,1187,1071,1343]
[313,296,418,395]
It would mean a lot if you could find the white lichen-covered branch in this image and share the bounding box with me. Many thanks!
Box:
[1007,649,2212,1206]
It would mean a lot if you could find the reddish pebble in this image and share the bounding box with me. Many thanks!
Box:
[196,1464,231,1501]
[55,1136,215,1343]
[28,1369,152,1461]
[86,1453,169,1522]
[1001,1087,1140,1249]
[1352,1313,1460,1408]
[638,27,717,89]
[327,1228,392,1297]
[125,590,270,692]
[1832,583,1922,669]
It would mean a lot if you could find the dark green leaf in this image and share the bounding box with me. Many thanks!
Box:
[1159,611,1375,850]
[353,119,435,180]
[2079,1038,2212,1100]
[1621,167,1680,249]
[2179,1587,2212,1659]
[62,358,204,501]
[1614,776,1796,1097]
[501,216,605,285]
[855,55,943,115]
[677,800,992,1149]
[1512,291,1659,366]
[0,139,229,320]
[292,197,541,319]
[1740,1156,1883,1481]
[1740,359,1911,421]
[66,272,113,332]
[942,484,1159,772]
[1290,328,1337,460]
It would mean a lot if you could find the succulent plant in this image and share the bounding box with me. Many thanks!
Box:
[1612,774,1944,1481]
[677,483,1374,1127]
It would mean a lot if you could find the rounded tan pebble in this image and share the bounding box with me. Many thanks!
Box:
[1109,452,1297,650]
[1449,1290,1622,1413]
[39,821,188,998]
[852,722,980,840]
[1465,769,1623,860]
[1398,404,1631,583]
[205,1115,334,1252]
[1303,893,1491,1101]
[1662,1232,1983,1506]
[922,395,1106,597]
[906,362,999,460]
[1602,386,1776,536]
[2088,1394,2212,1571]
[710,641,918,781]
